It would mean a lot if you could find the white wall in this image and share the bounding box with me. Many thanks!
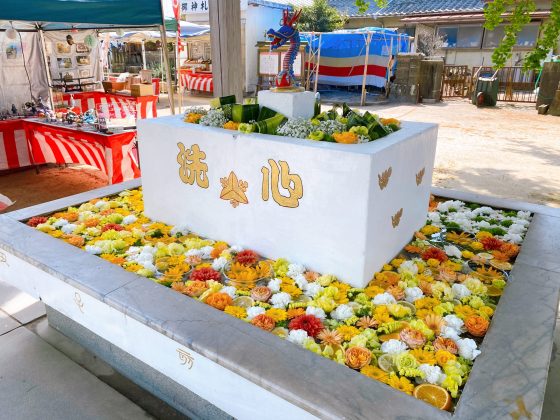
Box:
[245,5,284,93]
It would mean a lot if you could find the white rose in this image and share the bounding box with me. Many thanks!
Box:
[440,326,461,341]
[267,278,282,293]
[85,245,102,255]
[443,315,464,332]
[304,282,323,298]
[212,257,228,271]
[418,364,444,385]
[398,260,418,275]
[53,219,68,228]
[331,304,353,321]
[444,245,462,259]
[457,338,481,360]
[122,215,137,225]
[517,210,531,220]
[372,292,396,305]
[306,306,326,319]
[220,286,237,299]
[170,224,189,236]
[61,223,77,234]
[405,287,424,303]
[200,245,214,260]
[287,263,305,278]
[293,273,308,290]
[503,233,523,244]
[246,306,266,320]
[380,339,408,354]
[186,248,203,257]
[230,245,244,253]
[451,284,471,300]
[287,329,308,346]
[270,292,291,308]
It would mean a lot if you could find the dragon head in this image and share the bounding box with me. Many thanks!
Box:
[267,9,301,50]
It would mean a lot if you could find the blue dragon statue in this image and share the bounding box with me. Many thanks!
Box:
[266,9,302,89]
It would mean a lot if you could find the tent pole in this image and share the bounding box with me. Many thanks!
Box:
[360,32,372,106]
[176,27,182,113]
[386,35,393,97]
[313,33,322,94]
[37,29,55,110]
[160,25,176,115]
[141,40,147,70]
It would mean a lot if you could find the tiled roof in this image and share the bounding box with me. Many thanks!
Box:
[249,0,313,10]
[328,0,485,17]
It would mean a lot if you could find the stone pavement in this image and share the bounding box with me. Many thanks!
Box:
[0,280,186,420]
[0,278,558,419]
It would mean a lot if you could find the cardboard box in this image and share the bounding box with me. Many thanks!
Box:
[131,83,153,97]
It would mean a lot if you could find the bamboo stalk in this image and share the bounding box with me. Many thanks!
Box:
[360,32,372,106]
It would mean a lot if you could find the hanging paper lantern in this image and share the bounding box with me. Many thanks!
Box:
[5,27,18,40]
[84,34,97,48]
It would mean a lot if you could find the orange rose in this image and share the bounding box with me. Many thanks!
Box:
[84,218,99,227]
[433,337,458,355]
[435,350,456,367]
[65,235,84,247]
[251,314,276,331]
[465,315,489,337]
[206,292,233,310]
[345,347,372,370]
[210,243,228,259]
[333,131,358,144]
[183,281,208,297]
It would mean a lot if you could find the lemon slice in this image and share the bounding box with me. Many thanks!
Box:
[489,260,512,271]
[294,295,311,303]
[377,354,395,372]
[477,252,494,260]
[272,327,288,338]
[233,296,254,308]
[397,301,416,315]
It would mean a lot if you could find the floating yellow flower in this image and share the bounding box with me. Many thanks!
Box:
[420,225,440,235]
[364,285,385,298]
[336,325,360,341]
[224,305,247,319]
[185,112,203,124]
[387,373,415,395]
[361,365,389,383]
[265,308,287,322]
[435,350,456,367]
[410,349,437,365]
[223,121,240,130]
[454,304,478,320]
[333,131,358,144]
[281,283,303,298]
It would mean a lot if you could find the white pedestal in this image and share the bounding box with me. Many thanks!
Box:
[257,90,316,119]
[138,117,438,288]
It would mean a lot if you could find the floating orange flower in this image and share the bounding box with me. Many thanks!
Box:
[64,234,85,247]
[317,329,343,347]
[465,315,489,337]
[424,314,445,334]
[345,347,372,370]
[251,314,276,331]
[421,247,448,263]
[435,350,457,367]
[27,216,48,227]
[206,292,233,310]
[185,112,203,124]
[210,242,228,259]
[184,281,208,297]
[386,285,405,301]
[433,337,458,355]
[223,121,240,130]
[399,328,426,349]
[286,308,305,319]
[410,349,437,365]
[333,131,358,144]
[361,365,389,383]
[251,286,272,302]
[356,316,378,329]
[481,236,504,251]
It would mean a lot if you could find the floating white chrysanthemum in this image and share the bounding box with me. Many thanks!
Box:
[380,339,408,354]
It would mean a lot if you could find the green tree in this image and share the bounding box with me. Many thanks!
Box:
[484,0,560,70]
[297,0,345,32]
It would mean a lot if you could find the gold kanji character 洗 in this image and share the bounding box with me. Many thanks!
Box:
[177,143,209,189]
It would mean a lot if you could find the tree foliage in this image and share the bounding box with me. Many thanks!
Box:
[298,0,345,32]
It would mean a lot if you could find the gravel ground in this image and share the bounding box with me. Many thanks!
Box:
[1,96,559,212]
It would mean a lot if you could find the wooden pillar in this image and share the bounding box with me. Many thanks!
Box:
[209,0,243,101]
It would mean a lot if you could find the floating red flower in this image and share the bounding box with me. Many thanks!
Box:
[481,236,504,251]
[289,314,324,337]
[421,247,448,263]
[102,223,124,232]
[235,250,260,266]
[190,267,221,282]
[27,216,48,227]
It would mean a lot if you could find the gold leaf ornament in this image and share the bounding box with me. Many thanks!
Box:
[416,167,425,186]
[392,208,403,228]
[378,167,392,190]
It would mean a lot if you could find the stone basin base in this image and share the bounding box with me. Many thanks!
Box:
[0,180,559,419]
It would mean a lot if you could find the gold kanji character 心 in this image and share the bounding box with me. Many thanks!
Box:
[177,143,209,189]
[261,159,303,208]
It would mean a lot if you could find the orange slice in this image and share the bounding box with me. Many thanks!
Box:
[413,384,452,411]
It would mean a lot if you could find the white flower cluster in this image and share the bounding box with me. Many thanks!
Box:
[317,119,345,135]
[428,200,531,243]
[184,106,208,116]
[277,118,315,139]
[199,109,227,127]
